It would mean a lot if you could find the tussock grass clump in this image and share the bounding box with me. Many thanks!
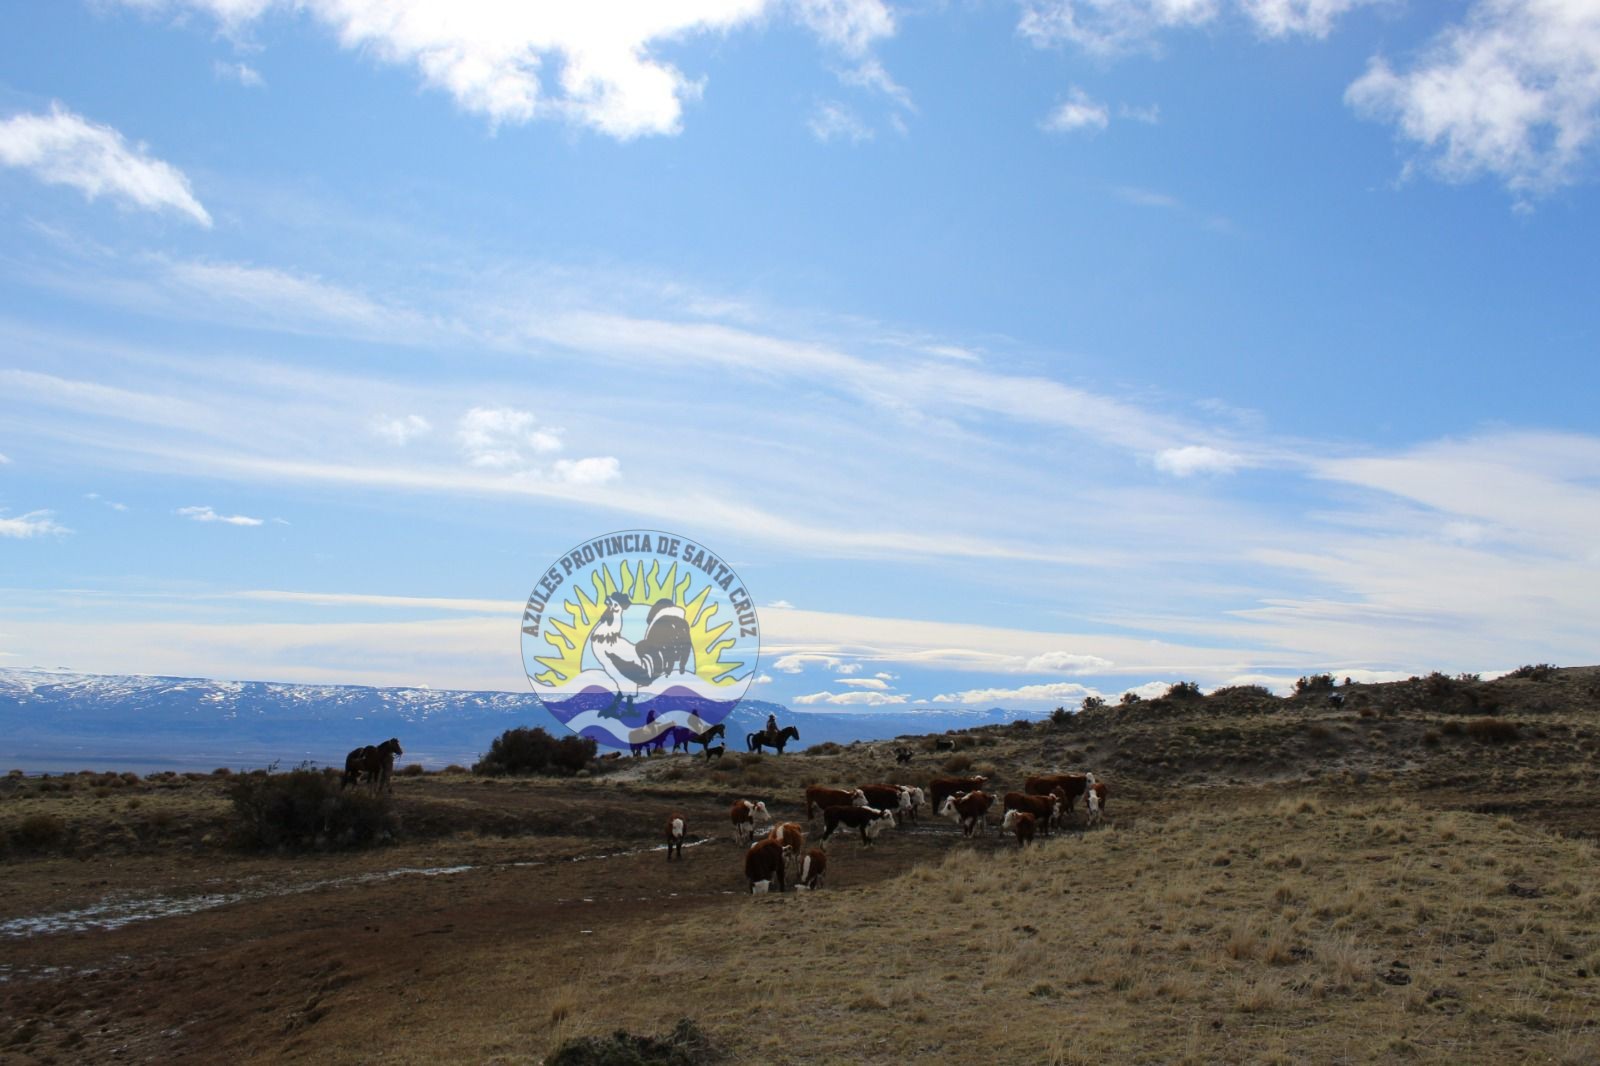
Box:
[547,1018,717,1066]
[9,812,66,851]
[1466,717,1520,743]
[941,753,974,773]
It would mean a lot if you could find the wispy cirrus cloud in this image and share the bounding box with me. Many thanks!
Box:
[0,104,210,225]
[0,510,70,539]
[1042,87,1109,132]
[178,505,263,526]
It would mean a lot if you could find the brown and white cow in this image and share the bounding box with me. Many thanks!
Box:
[730,799,770,844]
[1002,791,1061,835]
[804,786,867,820]
[821,804,896,846]
[766,821,805,874]
[937,790,992,837]
[745,838,786,894]
[1001,808,1036,846]
[1085,785,1102,826]
[666,812,686,860]
[1088,778,1107,817]
[901,785,927,822]
[859,784,915,824]
[794,848,827,891]
[928,775,988,814]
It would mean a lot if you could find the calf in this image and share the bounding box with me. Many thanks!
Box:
[804,786,866,820]
[859,784,914,824]
[1089,779,1107,817]
[795,848,828,891]
[1085,786,1102,826]
[745,838,786,894]
[937,790,992,837]
[1002,791,1060,835]
[730,799,770,844]
[1001,808,1036,846]
[929,775,989,814]
[821,804,896,846]
[666,813,686,860]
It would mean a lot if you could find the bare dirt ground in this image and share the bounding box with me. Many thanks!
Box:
[0,778,1028,1064]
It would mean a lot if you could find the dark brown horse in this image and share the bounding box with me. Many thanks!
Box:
[341,737,403,791]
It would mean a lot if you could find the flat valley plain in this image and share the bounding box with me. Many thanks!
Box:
[3,668,1600,1065]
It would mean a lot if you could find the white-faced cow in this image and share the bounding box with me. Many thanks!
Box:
[929,775,988,814]
[821,804,896,846]
[859,784,915,824]
[1002,791,1061,836]
[766,821,806,874]
[1088,778,1107,818]
[730,799,770,844]
[804,786,866,821]
[666,812,686,860]
[937,790,992,837]
[745,838,786,894]
[1001,808,1036,846]
[1085,786,1102,826]
[794,848,828,891]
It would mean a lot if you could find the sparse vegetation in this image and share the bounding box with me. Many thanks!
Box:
[547,1019,717,1066]
[1166,680,1202,700]
[1119,691,1141,705]
[1080,695,1106,712]
[226,769,395,850]
[1509,663,1559,681]
[1295,673,1336,695]
[1465,717,1520,743]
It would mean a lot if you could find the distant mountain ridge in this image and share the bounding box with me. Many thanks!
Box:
[0,668,1040,773]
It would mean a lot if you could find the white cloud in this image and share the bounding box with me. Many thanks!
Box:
[1024,651,1114,673]
[1042,87,1110,132]
[835,676,889,689]
[755,673,774,684]
[1118,102,1161,124]
[213,60,265,87]
[178,505,263,526]
[551,456,622,485]
[809,101,874,142]
[124,0,900,139]
[0,452,10,464]
[371,414,432,445]
[1019,0,1374,53]
[457,406,564,468]
[794,688,908,705]
[1346,0,1600,195]
[772,652,865,673]
[0,510,70,539]
[1154,444,1244,476]
[930,681,1099,705]
[767,599,795,609]
[0,104,211,225]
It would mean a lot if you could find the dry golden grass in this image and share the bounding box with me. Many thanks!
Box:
[537,796,1600,1064]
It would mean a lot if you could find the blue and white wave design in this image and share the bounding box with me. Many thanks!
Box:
[536,671,749,749]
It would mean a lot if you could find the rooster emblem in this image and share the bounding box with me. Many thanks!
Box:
[589,592,695,717]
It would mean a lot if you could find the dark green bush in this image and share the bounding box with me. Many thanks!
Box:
[473,727,596,776]
[1508,663,1558,681]
[1049,706,1072,725]
[1166,681,1203,700]
[548,1018,717,1066]
[228,770,395,850]
[1294,674,1335,695]
[1120,692,1142,705]
[11,813,66,851]
[1080,695,1107,712]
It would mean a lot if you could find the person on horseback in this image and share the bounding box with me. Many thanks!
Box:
[766,712,778,736]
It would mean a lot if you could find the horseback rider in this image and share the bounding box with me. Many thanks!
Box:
[766,712,778,735]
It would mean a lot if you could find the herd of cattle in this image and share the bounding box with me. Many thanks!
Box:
[664,769,1108,894]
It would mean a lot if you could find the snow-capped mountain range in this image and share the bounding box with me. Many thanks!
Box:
[0,668,1040,773]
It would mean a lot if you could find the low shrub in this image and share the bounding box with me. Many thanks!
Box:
[1049,706,1072,725]
[1465,718,1519,744]
[10,813,66,851]
[547,1018,717,1066]
[227,770,395,850]
[1507,663,1558,681]
[805,742,843,756]
[400,763,425,777]
[1166,681,1202,700]
[1294,674,1335,695]
[1081,695,1107,712]
[442,764,468,774]
[473,727,596,776]
[942,753,974,773]
[1120,692,1142,705]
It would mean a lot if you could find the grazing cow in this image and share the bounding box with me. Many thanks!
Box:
[729,799,770,844]
[937,790,992,837]
[804,786,866,821]
[1088,779,1108,817]
[1002,808,1036,846]
[859,784,915,824]
[928,775,989,814]
[766,821,806,874]
[821,805,896,846]
[901,785,927,823]
[1085,787,1102,827]
[666,813,686,860]
[745,838,787,894]
[1003,791,1061,835]
[934,738,957,752]
[795,848,827,891]
[893,747,914,764]
[705,743,727,762]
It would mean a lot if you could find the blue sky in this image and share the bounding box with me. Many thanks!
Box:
[2,0,1598,711]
